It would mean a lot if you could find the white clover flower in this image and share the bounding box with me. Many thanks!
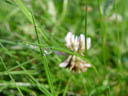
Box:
[59,32,91,72]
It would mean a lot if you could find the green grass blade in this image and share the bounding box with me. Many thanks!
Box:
[14,0,49,43]
[62,76,72,96]
[85,0,88,55]
[15,0,32,22]
[97,0,106,65]
[0,70,35,75]
[114,0,121,66]
[32,14,55,95]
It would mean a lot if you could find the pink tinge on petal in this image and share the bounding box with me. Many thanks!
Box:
[84,63,91,67]
[54,51,64,55]
[59,62,68,68]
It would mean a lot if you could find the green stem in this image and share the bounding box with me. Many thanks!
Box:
[85,0,88,56]
[32,14,55,95]
[97,0,106,65]
[114,0,121,66]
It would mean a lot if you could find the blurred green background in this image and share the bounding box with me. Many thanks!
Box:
[0,0,128,96]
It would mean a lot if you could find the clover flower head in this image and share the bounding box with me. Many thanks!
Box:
[59,32,91,72]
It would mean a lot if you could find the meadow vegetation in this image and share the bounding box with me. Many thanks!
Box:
[0,0,128,96]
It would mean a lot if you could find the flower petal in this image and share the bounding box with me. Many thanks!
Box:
[74,36,79,51]
[87,37,91,50]
[59,62,68,68]
[80,34,85,50]
[65,32,72,48]
[71,34,75,44]
[59,55,72,68]
[84,63,91,67]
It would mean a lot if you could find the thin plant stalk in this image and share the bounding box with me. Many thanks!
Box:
[32,14,55,95]
[114,0,121,66]
[85,0,88,56]
[97,0,106,65]
[63,76,73,96]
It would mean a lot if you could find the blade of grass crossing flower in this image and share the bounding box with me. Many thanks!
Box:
[0,39,88,63]
[85,0,88,55]
[32,14,55,95]
[0,57,24,96]
[16,61,52,96]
